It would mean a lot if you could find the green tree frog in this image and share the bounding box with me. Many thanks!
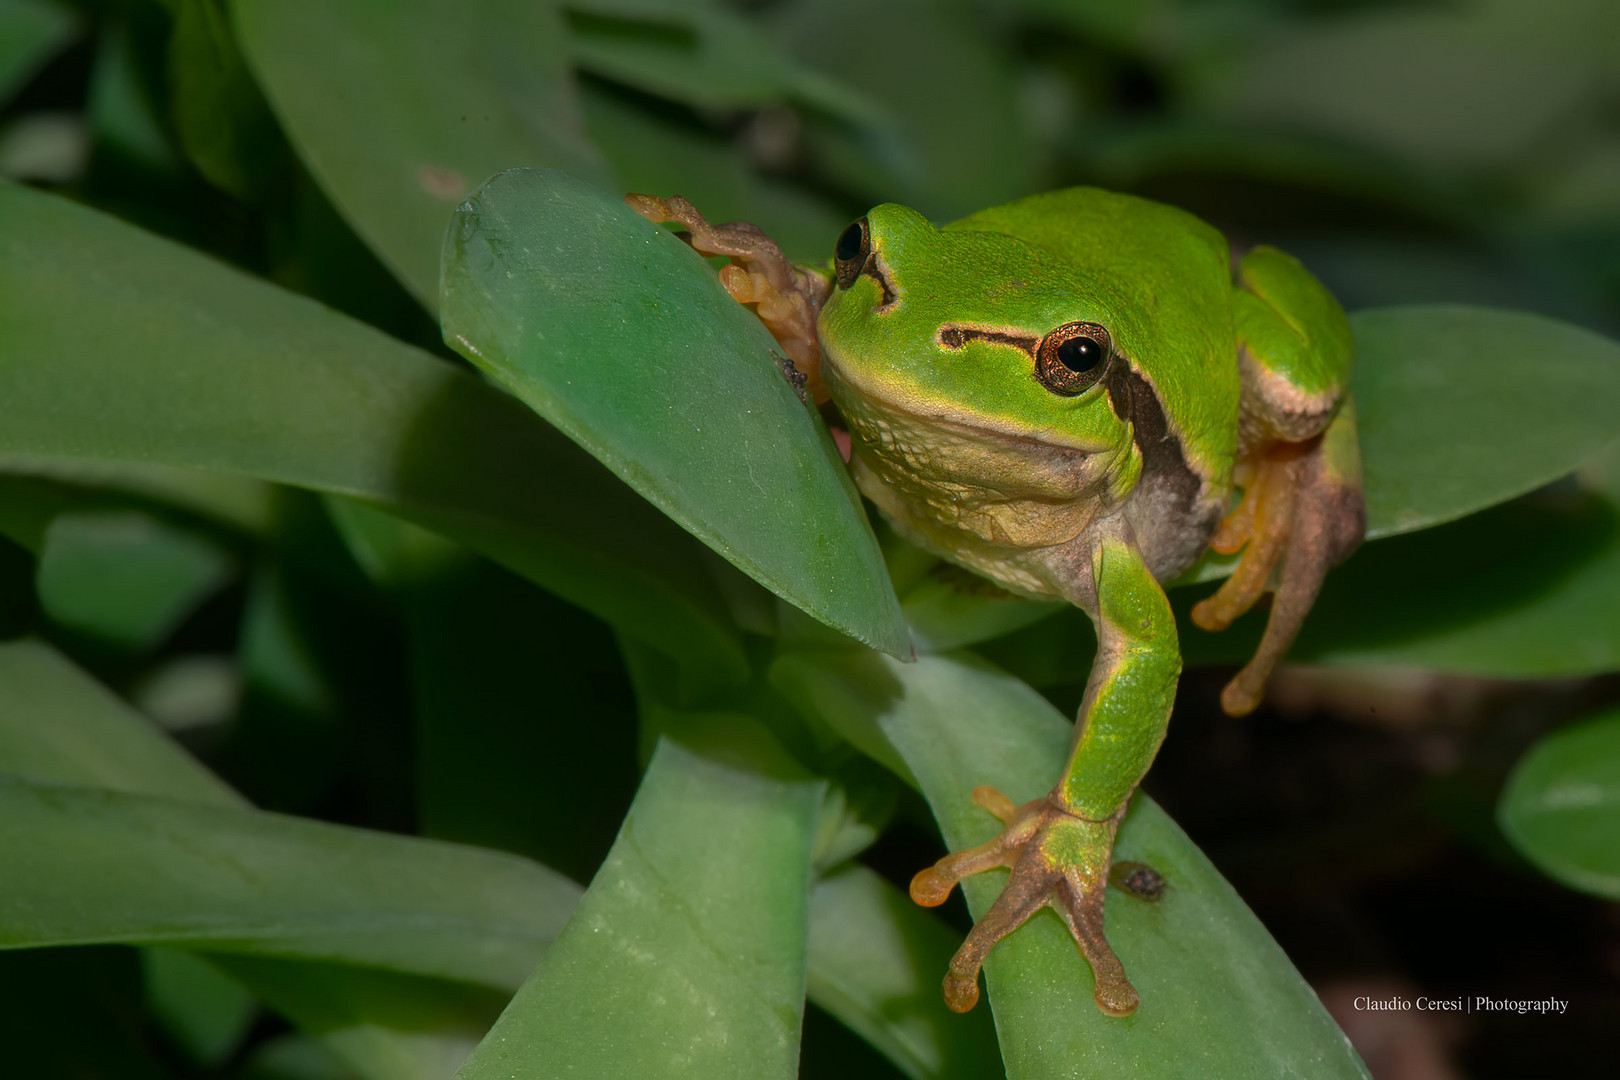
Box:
[627,187,1363,1019]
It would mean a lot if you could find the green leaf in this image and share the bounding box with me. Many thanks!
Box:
[1195,3,1611,173]
[215,958,505,1080]
[36,509,235,651]
[0,774,579,989]
[454,715,824,1080]
[0,473,84,553]
[578,84,849,266]
[240,1034,361,1080]
[231,0,608,305]
[1352,305,1620,538]
[1291,475,1620,676]
[900,566,1061,654]
[87,22,183,184]
[808,865,1004,1080]
[134,655,243,732]
[402,555,640,883]
[775,0,1039,221]
[167,0,288,203]
[566,2,876,120]
[0,638,244,805]
[0,639,513,1080]
[441,168,909,657]
[3,459,280,537]
[772,648,1368,1080]
[0,180,748,686]
[0,0,76,106]
[143,947,260,1068]
[1499,708,1620,900]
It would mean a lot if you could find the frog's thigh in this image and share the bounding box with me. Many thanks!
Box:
[1232,245,1353,448]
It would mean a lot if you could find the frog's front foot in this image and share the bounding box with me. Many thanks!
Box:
[624,192,830,400]
[910,785,1140,1017]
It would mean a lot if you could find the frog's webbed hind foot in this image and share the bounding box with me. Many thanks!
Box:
[1191,413,1364,716]
[625,193,830,400]
[910,787,1140,1017]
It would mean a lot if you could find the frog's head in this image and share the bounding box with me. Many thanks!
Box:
[817,204,1137,508]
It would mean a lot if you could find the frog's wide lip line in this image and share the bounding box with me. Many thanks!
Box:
[820,347,1109,458]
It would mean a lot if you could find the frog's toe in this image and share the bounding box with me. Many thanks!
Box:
[625,190,830,401]
[915,795,1141,1017]
[1191,443,1304,633]
[1192,425,1364,716]
[1220,459,1363,714]
[941,850,1063,1011]
[909,789,1038,907]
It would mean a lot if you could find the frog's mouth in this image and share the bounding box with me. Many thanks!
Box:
[820,399,855,464]
[818,345,1108,460]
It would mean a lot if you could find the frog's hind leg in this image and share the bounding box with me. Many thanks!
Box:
[624,193,830,400]
[1192,246,1365,715]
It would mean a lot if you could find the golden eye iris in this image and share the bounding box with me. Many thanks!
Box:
[1035,322,1112,396]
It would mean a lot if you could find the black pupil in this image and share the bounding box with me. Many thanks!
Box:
[835,222,865,262]
[1056,336,1102,373]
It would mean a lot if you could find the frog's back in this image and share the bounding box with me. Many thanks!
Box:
[947,188,1237,474]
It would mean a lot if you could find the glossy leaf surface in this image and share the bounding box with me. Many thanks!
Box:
[807,865,1004,1080]
[0,180,747,685]
[0,639,243,805]
[0,775,577,989]
[454,717,823,1080]
[776,0,1039,221]
[577,85,846,266]
[772,649,1368,1080]
[36,510,235,650]
[567,2,869,118]
[1499,708,1620,900]
[0,639,514,1080]
[441,168,908,657]
[1352,305,1620,538]
[232,0,606,304]
[1175,444,1620,677]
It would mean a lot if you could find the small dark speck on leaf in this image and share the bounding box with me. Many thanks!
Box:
[1111,860,1167,901]
[776,354,808,404]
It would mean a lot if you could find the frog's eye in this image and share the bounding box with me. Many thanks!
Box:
[1036,322,1112,396]
[834,217,870,289]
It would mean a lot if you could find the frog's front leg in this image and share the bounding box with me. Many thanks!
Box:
[625,193,831,400]
[911,520,1179,1016]
[1192,247,1365,715]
